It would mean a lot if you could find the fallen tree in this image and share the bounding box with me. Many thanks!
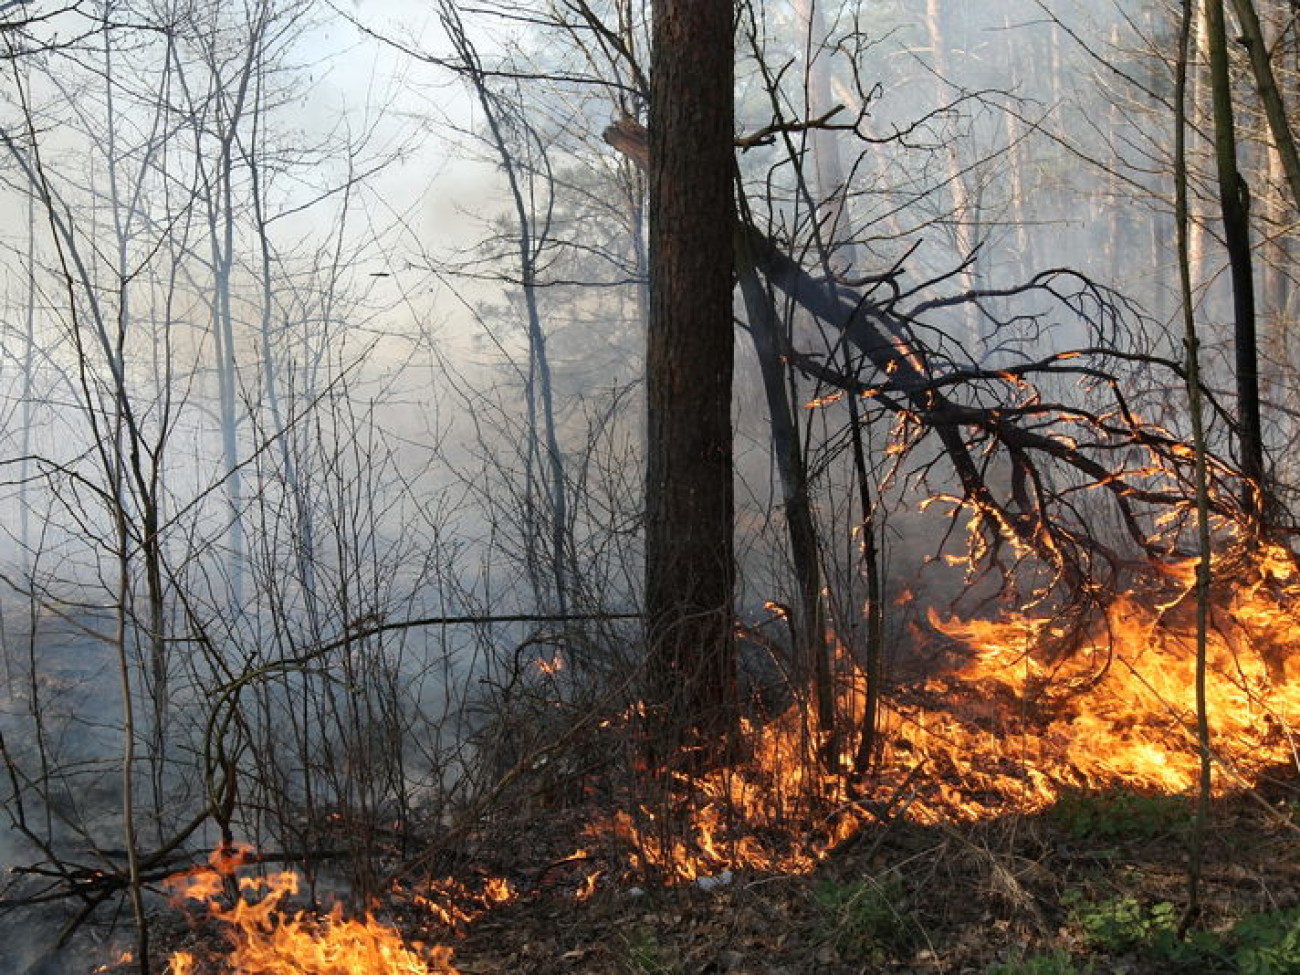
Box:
[605,115,1249,603]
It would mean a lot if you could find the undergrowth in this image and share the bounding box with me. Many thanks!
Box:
[1058,890,1300,973]
[1049,788,1191,842]
[813,871,917,963]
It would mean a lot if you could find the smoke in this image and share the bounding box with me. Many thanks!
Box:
[0,821,133,975]
[0,597,135,975]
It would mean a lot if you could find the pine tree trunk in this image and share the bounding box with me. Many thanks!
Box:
[644,0,737,758]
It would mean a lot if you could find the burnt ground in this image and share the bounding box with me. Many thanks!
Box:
[135,780,1300,975]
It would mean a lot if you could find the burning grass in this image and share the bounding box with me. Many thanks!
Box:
[146,541,1300,972]
[581,540,1300,884]
[893,542,1300,814]
[163,847,459,975]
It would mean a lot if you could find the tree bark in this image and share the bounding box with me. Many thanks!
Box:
[644,0,736,757]
[923,0,981,348]
[1206,0,1266,520]
[735,244,829,744]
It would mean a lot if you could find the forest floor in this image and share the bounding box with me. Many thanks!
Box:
[145,776,1300,975]
[444,789,1300,974]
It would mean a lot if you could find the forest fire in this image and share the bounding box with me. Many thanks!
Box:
[586,539,1300,883]
[906,541,1300,815]
[156,541,1300,968]
[164,847,459,975]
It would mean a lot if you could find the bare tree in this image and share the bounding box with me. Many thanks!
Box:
[435,0,573,619]
[0,0,433,964]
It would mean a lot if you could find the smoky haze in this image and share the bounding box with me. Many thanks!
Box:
[0,0,1286,971]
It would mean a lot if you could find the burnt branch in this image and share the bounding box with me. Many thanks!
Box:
[607,116,1249,600]
[744,221,1246,589]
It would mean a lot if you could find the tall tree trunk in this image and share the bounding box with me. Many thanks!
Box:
[735,248,830,750]
[781,0,841,751]
[644,0,736,758]
[1207,0,1266,520]
[440,0,571,616]
[797,0,854,274]
[923,0,981,348]
[1173,0,1214,924]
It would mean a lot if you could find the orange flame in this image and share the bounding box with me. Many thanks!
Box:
[91,952,134,973]
[590,540,1300,880]
[154,540,1300,964]
[164,847,458,974]
[890,546,1300,813]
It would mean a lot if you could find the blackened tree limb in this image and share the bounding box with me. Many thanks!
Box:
[1227,0,1300,217]
[606,116,1249,599]
[735,187,832,743]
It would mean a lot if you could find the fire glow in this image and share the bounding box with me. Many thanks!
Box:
[160,541,1300,967]
[909,543,1300,813]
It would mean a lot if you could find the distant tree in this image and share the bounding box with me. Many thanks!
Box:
[1222,0,1300,520]
[643,0,736,757]
[436,0,573,620]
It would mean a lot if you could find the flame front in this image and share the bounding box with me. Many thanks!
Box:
[911,546,1300,816]
[590,540,1300,881]
[165,848,458,975]
[159,542,1300,966]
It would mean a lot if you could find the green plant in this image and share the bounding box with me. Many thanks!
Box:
[623,927,675,975]
[986,947,1089,974]
[1065,891,1178,953]
[1060,890,1300,972]
[1062,890,1233,970]
[813,872,915,961]
[1050,788,1190,842]
[1232,907,1300,974]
